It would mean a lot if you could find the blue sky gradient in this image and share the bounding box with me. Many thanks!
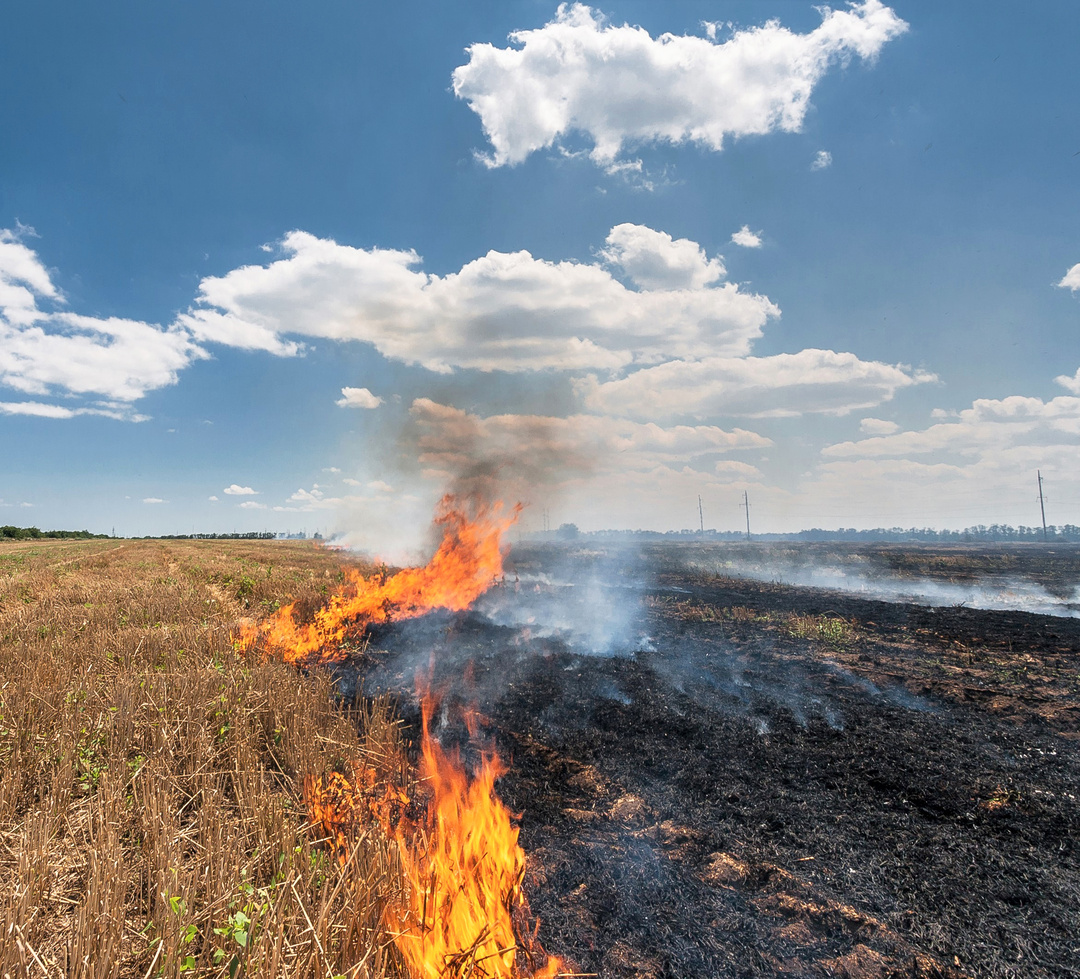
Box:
[2,2,1078,542]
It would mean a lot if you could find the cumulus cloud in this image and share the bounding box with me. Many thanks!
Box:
[0,229,206,412]
[793,392,1080,528]
[730,226,763,248]
[223,484,258,496]
[1057,263,1080,291]
[183,226,778,372]
[336,386,383,409]
[859,417,900,435]
[1055,368,1080,394]
[142,497,166,504]
[452,1,907,167]
[273,485,350,513]
[289,486,325,503]
[811,149,833,170]
[599,224,724,290]
[208,495,219,502]
[577,349,935,420]
[823,395,1080,461]
[238,501,267,510]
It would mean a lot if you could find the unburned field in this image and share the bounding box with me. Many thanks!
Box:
[0,538,410,978]
[2,538,1079,979]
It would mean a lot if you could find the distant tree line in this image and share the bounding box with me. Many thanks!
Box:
[788,525,1080,543]
[564,524,1080,543]
[154,532,278,540]
[1,526,108,540]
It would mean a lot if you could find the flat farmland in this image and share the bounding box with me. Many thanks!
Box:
[3,538,1079,979]
[0,538,408,979]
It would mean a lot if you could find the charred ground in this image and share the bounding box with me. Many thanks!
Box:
[349,542,1080,979]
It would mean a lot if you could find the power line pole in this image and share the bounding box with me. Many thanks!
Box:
[698,495,704,534]
[1037,470,1048,542]
[740,491,751,541]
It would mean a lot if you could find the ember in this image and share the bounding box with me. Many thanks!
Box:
[237,494,520,664]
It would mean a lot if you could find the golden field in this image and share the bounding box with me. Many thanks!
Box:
[0,538,409,979]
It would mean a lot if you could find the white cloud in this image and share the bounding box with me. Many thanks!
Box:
[289,486,325,503]
[238,501,267,510]
[820,391,1075,460]
[601,158,655,191]
[823,395,1080,461]
[342,478,362,487]
[322,466,341,473]
[1055,368,1080,395]
[730,226,763,249]
[183,227,778,372]
[2,314,202,402]
[452,1,907,167]
[368,480,394,493]
[223,484,258,496]
[0,230,206,411]
[272,484,350,513]
[19,502,32,508]
[811,149,833,170]
[793,394,1080,528]
[175,308,300,356]
[208,495,219,502]
[0,228,60,325]
[577,349,935,420]
[859,417,900,435]
[142,497,166,504]
[0,400,149,421]
[599,224,724,290]
[805,394,1080,526]
[1057,263,1080,291]
[336,386,383,409]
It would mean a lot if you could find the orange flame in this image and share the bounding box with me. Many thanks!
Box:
[386,698,565,979]
[264,494,563,976]
[303,702,565,978]
[238,495,520,664]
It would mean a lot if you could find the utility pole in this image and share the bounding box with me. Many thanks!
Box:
[740,491,751,541]
[698,495,704,534]
[1037,470,1048,542]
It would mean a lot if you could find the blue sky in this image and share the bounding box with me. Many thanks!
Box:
[2,1,1078,543]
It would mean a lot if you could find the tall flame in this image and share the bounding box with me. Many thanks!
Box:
[386,699,565,979]
[238,495,520,664]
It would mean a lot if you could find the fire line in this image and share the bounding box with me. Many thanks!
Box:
[236,494,521,665]
[242,494,567,977]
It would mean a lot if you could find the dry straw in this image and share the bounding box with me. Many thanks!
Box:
[0,539,410,978]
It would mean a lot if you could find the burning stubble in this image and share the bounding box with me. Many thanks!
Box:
[237,494,521,666]
[239,494,569,978]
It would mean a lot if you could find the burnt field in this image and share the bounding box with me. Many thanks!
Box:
[349,541,1080,979]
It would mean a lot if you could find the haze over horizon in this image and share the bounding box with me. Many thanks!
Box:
[2,1,1078,546]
